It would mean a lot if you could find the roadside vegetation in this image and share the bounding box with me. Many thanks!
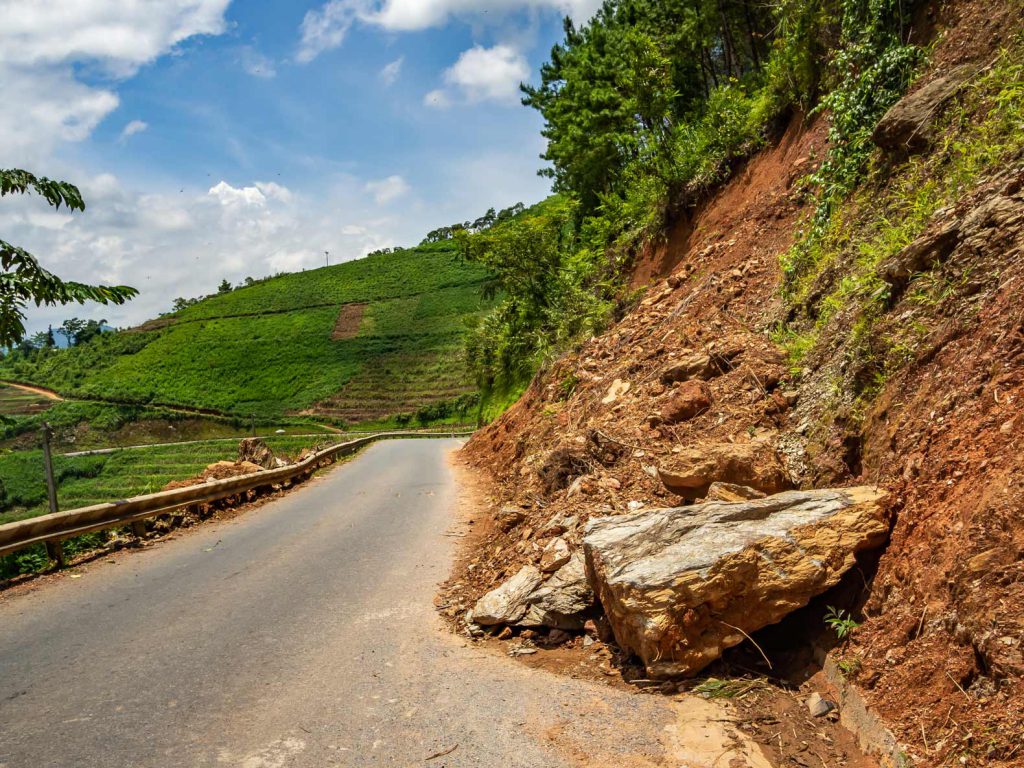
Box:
[776,32,1024,416]
[456,0,922,403]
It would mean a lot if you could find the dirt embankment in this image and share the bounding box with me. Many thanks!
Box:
[451,2,1023,765]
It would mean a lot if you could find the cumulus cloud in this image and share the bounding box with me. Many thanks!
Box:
[365,175,411,205]
[379,56,404,86]
[0,0,231,166]
[0,66,120,163]
[295,0,601,61]
[442,44,529,104]
[0,0,230,72]
[118,119,148,142]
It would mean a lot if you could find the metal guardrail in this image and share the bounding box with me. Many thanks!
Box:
[0,431,473,561]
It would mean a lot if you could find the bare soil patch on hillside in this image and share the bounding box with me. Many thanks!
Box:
[330,302,367,340]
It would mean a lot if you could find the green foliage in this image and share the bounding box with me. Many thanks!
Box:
[523,0,775,212]
[784,0,922,286]
[0,169,138,347]
[0,245,492,422]
[777,37,1024,411]
[459,197,616,389]
[472,0,873,391]
[824,606,860,640]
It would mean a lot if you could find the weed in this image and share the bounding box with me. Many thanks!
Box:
[825,606,860,640]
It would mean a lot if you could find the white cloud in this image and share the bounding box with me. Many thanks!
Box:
[0,1,231,166]
[209,181,270,207]
[0,0,231,72]
[373,0,601,30]
[295,0,601,61]
[119,119,148,142]
[365,175,411,205]
[442,44,528,104]
[379,56,404,86]
[238,46,277,78]
[296,0,366,63]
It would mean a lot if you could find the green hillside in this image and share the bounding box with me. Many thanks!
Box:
[0,242,492,425]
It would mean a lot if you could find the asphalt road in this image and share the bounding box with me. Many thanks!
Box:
[0,439,769,768]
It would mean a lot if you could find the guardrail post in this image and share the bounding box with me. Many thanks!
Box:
[40,423,66,568]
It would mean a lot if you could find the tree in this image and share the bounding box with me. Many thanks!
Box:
[217,279,232,294]
[58,317,87,346]
[1,169,137,348]
[30,327,55,349]
[76,318,107,346]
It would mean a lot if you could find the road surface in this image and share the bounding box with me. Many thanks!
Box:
[0,439,770,767]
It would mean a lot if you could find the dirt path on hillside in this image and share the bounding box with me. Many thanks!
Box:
[0,380,63,401]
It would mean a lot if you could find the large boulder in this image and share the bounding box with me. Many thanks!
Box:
[583,488,888,678]
[519,553,594,630]
[471,566,543,626]
[872,65,975,154]
[657,441,791,499]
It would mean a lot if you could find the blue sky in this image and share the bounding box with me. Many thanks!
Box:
[0,0,599,331]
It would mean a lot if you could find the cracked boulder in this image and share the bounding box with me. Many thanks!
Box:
[583,488,888,677]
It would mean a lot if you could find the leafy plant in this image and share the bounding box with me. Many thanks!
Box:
[1,169,138,347]
[825,606,860,640]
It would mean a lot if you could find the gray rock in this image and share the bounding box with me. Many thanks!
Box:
[519,553,593,630]
[659,352,717,384]
[807,692,836,717]
[872,65,976,154]
[877,224,960,287]
[470,566,543,626]
[583,488,888,677]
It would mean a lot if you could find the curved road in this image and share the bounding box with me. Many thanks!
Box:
[0,439,769,768]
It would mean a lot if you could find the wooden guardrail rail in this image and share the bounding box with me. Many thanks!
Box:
[0,431,472,561]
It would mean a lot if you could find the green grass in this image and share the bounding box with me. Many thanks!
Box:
[0,244,494,423]
[0,434,339,525]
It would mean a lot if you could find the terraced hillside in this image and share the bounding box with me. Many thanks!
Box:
[0,243,492,424]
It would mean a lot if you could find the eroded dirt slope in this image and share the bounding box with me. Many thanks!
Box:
[454,2,1023,765]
